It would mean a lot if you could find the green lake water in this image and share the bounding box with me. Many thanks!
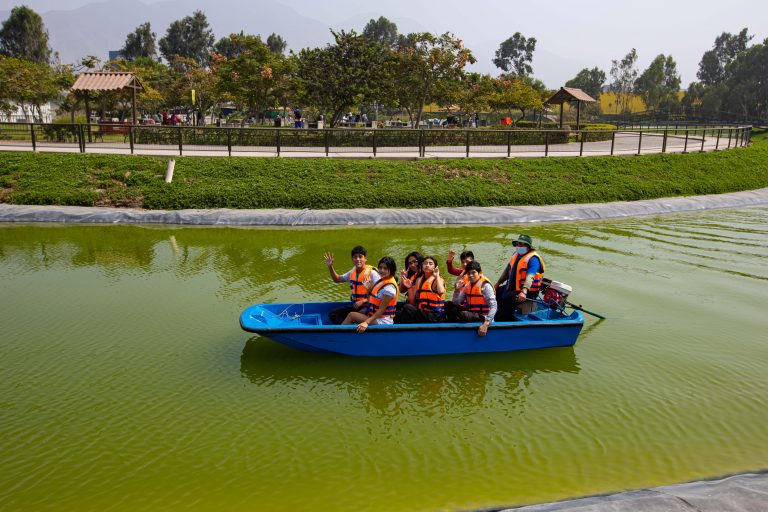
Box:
[1,207,767,511]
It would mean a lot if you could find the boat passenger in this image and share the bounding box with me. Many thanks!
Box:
[448,261,497,336]
[395,256,446,324]
[494,234,546,320]
[399,251,424,305]
[323,246,381,324]
[343,257,399,333]
[446,249,474,277]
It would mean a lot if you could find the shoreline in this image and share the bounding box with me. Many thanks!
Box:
[1,187,767,226]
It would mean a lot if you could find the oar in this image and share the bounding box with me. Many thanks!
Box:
[565,301,606,320]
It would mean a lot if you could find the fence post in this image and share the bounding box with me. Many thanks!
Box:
[683,129,689,153]
[30,123,36,151]
[637,129,643,155]
[662,128,668,153]
[77,123,83,153]
[276,128,281,156]
[579,130,585,156]
[700,128,706,152]
[507,130,511,157]
[419,129,424,157]
[324,129,329,157]
[129,125,134,155]
[610,130,615,156]
[727,128,732,149]
[715,128,721,150]
[177,126,183,156]
[372,129,377,157]
[465,130,470,158]
[545,131,549,157]
[227,128,232,156]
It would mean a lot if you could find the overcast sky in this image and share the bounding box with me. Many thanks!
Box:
[3,0,767,88]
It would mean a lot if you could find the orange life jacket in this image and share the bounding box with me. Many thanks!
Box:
[367,277,398,317]
[349,265,374,303]
[417,275,445,315]
[404,271,421,305]
[507,251,546,293]
[464,275,493,314]
[457,273,470,307]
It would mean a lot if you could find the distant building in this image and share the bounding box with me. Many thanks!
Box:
[108,50,124,61]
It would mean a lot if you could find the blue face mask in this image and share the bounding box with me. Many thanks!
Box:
[517,246,529,256]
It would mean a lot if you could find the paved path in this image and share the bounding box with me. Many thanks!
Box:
[0,131,745,159]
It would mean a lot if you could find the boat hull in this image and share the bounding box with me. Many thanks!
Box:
[240,302,584,357]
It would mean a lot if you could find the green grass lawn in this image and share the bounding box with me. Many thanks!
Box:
[1,129,767,210]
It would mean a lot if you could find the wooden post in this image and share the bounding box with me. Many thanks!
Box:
[559,102,564,128]
[30,123,36,151]
[227,128,232,156]
[715,128,721,150]
[507,130,511,157]
[575,100,581,129]
[579,130,584,156]
[129,125,134,154]
[610,130,616,155]
[683,129,689,153]
[637,129,642,155]
[545,131,549,157]
[465,130,470,158]
[662,128,668,153]
[131,83,137,125]
[177,126,183,155]
[84,91,92,143]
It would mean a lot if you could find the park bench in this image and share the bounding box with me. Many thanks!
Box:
[93,121,132,142]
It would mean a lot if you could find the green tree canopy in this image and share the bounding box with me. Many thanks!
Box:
[214,34,292,122]
[697,28,752,86]
[634,54,681,110]
[0,6,52,65]
[489,77,543,123]
[159,10,214,67]
[392,32,475,124]
[122,22,157,61]
[266,33,287,54]
[362,16,398,46]
[565,67,606,99]
[492,32,536,77]
[609,48,638,113]
[0,56,70,118]
[295,30,393,127]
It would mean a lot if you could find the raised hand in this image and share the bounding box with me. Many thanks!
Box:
[447,249,456,262]
[323,252,334,268]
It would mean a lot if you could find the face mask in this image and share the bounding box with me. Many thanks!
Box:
[517,246,528,255]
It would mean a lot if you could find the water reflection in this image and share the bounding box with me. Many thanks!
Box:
[239,338,579,419]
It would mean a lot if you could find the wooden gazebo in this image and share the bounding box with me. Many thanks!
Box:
[70,72,145,125]
[545,87,596,128]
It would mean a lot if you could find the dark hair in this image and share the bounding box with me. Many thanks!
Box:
[378,256,397,281]
[465,260,482,273]
[422,256,438,268]
[459,250,474,261]
[404,251,424,267]
[351,245,367,257]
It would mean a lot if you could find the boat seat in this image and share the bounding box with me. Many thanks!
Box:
[297,314,321,325]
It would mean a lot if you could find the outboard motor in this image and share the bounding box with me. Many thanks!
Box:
[541,278,572,310]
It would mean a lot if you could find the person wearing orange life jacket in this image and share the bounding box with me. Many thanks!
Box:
[494,234,546,321]
[324,245,381,325]
[398,251,424,306]
[395,256,446,324]
[450,260,497,336]
[343,257,399,332]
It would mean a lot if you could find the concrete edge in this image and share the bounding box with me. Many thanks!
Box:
[485,469,768,511]
[1,188,767,227]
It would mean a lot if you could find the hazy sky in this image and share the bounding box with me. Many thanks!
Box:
[3,0,768,87]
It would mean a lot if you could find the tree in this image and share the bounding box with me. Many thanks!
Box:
[295,30,394,127]
[159,10,214,67]
[0,56,70,119]
[266,33,287,54]
[609,48,638,113]
[697,28,752,86]
[488,77,543,124]
[493,32,536,77]
[0,6,52,65]
[122,22,157,61]
[213,32,246,59]
[634,54,681,110]
[392,32,475,124]
[721,38,768,121]
[436,72,494,124]
[214,34,291,123]
[565,67,606,99]
[362,16,398,46]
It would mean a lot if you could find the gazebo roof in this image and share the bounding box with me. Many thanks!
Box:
[545,87,596,105]
[71,72,145,92]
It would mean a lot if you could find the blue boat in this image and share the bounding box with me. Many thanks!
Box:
[239,302,584,357]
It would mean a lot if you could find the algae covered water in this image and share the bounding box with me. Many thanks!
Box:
[1,207,767,511]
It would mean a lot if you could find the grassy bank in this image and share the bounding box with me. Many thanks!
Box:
[1,130,767,210]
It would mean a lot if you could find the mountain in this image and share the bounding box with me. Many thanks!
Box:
[4,0,335,64]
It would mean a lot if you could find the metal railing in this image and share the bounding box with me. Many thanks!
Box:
[0,122,752,157]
